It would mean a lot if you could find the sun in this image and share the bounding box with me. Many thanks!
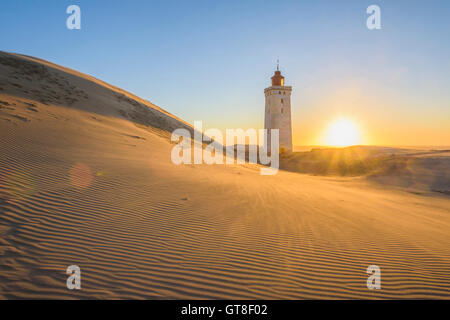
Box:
[325,118,361,147]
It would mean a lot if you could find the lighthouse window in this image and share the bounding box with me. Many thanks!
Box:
[278,91,281,94]
[281,108,284,114]
[281,99,284,104]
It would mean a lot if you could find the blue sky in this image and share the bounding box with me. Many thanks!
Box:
[1,0,449,145]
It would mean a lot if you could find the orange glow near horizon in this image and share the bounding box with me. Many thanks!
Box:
[323,118,362,147]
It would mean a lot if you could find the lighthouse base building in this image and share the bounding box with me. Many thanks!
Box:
[264,67,293,153]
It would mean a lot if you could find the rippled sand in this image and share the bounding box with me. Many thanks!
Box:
[0,52,449,299]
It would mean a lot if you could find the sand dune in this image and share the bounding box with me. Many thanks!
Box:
[281,146,450,195]
[0,52,449,299]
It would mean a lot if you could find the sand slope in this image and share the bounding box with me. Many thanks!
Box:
[281,146,450,195]
[0,52,449,299]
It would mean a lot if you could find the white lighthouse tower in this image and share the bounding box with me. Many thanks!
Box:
[264,63,293,153]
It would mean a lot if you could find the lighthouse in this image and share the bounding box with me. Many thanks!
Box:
[264,64,293,153]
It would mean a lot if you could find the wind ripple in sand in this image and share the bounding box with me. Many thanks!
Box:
[1,148,449,299]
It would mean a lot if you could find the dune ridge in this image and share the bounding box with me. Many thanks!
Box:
[280,146,450,195]
[0,52,449,299]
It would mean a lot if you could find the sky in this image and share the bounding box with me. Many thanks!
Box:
[1,0,449,146]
